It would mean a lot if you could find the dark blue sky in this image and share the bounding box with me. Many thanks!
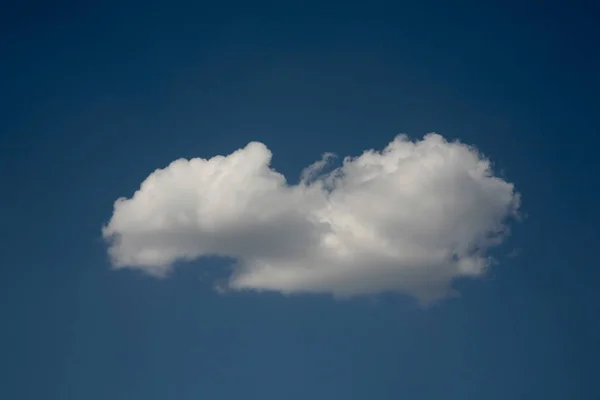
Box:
[1,1,599,399]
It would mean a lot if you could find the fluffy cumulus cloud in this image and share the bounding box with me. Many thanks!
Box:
[102,133,520,304]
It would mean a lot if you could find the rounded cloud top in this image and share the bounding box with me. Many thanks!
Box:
[102,133,520,304]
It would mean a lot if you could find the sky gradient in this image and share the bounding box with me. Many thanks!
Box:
[1,1,599,399]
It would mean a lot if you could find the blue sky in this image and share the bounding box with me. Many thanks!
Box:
[1,0,599,399]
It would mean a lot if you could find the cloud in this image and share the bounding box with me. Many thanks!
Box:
[102,133,520,304]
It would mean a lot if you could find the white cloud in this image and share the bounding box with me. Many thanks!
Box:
[102,133,520,304]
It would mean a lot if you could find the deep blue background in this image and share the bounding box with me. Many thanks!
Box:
[1,0,599,398]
